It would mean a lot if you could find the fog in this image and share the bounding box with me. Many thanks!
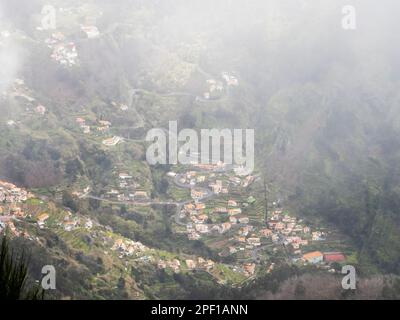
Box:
[128,0,400,102]
[1,0,400,301]
[1,0,399,93]
[0,4,22,93]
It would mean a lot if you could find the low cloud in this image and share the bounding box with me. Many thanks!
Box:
[0,4,23,93]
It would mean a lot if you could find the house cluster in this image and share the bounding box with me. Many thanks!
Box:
[76,117,91,134]
[102,136,124,146]
[173,169,258,244]
[242,263,256,277]
[179,167,341,276]
[0,203,27,219]
[191,161,227,171]
[111,190,149,202]
[105,171,148,202]
[202,72,238,100]
[76,117,115,135]
[184,205,237,240]
[203,79,224,100]
[36,212,49,229]
[0,181,30,203]
[210,172,255,193]
[216,206,325,260]
[169,162,344,278]
[97,120,112,133]
[264,209,324,255]
[221,72,239,87]
[301,251,346,266]
[72,186,90,198]
[177,171,206,187]
[0,215,32,239]
[111,101,129,111]
[230,262,256,277]
[183,202,209,240]
[209,179,229,195]
[157,259,181,273]
[185,257,215,272]
[234,166,253,177]
[157,256,215,274]
[61,212,93,232]
[112,238,148,259]
[178,169,255,200]
[227,226,262,255]
[46,32,78,67]
[34,209,93,231]
[183,194,255,242]
[190,188,209,201]
[81,25,100,39]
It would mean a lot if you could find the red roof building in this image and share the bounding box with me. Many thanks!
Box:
[324,252,346,263]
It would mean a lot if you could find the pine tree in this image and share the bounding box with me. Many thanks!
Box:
[0,235,44,300]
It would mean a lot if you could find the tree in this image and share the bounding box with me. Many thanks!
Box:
[89,198,101,210]
[0,235,43,300]
[62,191,79,212]
[263,177,269,224]
[120,204,127,215]
[65,158,84,182]
[156,178,169,195]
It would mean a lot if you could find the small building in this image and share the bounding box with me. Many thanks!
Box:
[247,237,261,246]
[229,246,237,254]
[238,216,249,224]
[37,213,49,223]
[133,191,148,200]
[228,200,238,207]
[119,173,133,179]
[76,117,86,125]
[184,203,195,211]
[191,188,208,200]
[35,105,46,115]
[274,222,285,231]
[157,260,167,269]
[324,252,346,263]
[303,251,323,264]
[195,224,209,233]
[221,222,232,233]
[185,259,197,269]
[229,216,238,224]
[228,208,242,216]
[195,203,206,210]
[260,228,272,237]
[243,263,256,276]
[214,207,227,213]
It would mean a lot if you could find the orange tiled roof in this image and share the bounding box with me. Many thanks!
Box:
[303,251,323,260]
